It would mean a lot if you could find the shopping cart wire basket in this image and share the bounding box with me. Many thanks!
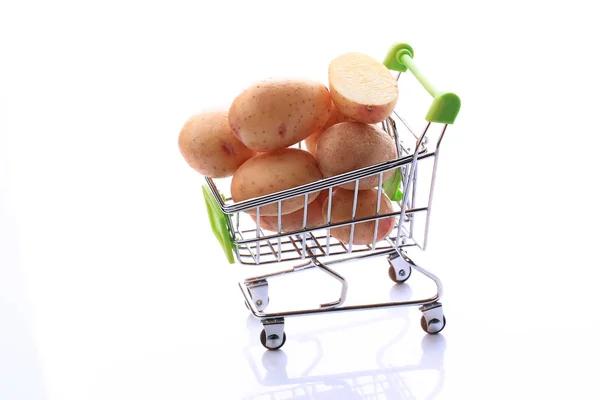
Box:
[201,42,460,350]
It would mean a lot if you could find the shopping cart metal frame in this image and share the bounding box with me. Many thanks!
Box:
[202,43,460,350]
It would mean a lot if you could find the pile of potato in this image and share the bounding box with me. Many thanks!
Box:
[178,52,400,245]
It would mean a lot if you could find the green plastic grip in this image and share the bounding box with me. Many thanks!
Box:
[383,169,403,202]
[383,43,461,125]
[202,184,235,264]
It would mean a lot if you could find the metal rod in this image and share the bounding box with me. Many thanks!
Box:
[338,240,349,253]
[424,124,448,250]
[308,231,326,256]
[255,207,261,264]
[240,262,441,318]
[236,208,428,245]
[244,261,314,283]
[372,172,383,250]
[348,179,360,253]
[244,243,258,264]
[326,187,332,256]
[236,239,420,266]
[393,111,418,140]
[256,226,279,260]
[313,260,348,309]
[302,193,308,259]
[389,117,403,159]
[208,150,436,215]
[396,122,431,247]
[411,263,444,300]
[289,234,305,259]
[410,151,419,239]
[277,201,282,262]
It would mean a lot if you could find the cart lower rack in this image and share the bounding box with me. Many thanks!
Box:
[203,43,460,350]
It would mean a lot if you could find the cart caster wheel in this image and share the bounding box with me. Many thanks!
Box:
[420,302,445,334]
[260,318,285,350]
[388,264,412,283]
[260,329,286,351]
[420,315,446,334]
[246,279,269,312]
[388,251,413,284]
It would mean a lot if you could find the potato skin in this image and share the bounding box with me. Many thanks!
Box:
[231,148,323,216]
[304,102,353,156]
[228,79,331,152]
[178,111,256,178]
[251,191,325,233]
[316,122,398,190]
[323,187,395,245]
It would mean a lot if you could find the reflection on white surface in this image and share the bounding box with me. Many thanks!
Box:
[246,333,445,400]
[0,146,46,400]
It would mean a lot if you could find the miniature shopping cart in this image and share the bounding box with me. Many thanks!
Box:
[202,43,461,350]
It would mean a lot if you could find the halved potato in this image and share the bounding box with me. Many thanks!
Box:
[329,52,398,124]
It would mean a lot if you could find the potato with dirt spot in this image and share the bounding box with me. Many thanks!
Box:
[178,111,256,178]
[324,187,396,245]
[329,52,398,124]
[231,148,323,216]
[304,102,353,156]
[316,122,398,190]
[228,79,331,152]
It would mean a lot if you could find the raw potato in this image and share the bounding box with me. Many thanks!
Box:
[316,122,398,190]
[252,191,325,233]
[329,52,398,124]
[304,102,353,156]
[228,79,331,152]
[324,188,396,245]
[231,148,323,216]
[178,111,256,178]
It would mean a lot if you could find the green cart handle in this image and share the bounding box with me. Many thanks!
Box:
[382,43,461,201]
[383,43,461,125]
[202,184,235,264]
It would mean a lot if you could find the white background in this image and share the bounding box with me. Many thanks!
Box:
[1,1,599,399]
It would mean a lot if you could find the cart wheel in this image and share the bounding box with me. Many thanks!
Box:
[420,315,446,334]
[388,264,411,284]
[260,329,287,351]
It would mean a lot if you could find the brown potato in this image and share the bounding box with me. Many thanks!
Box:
[324,187,396,245]
[251,191,325,233]
[316,122,398,190]
[178,111,256,178]
[228,79,331,152]
[231,148,323,216]
[329,52,398,124]
[304,102,353,156]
